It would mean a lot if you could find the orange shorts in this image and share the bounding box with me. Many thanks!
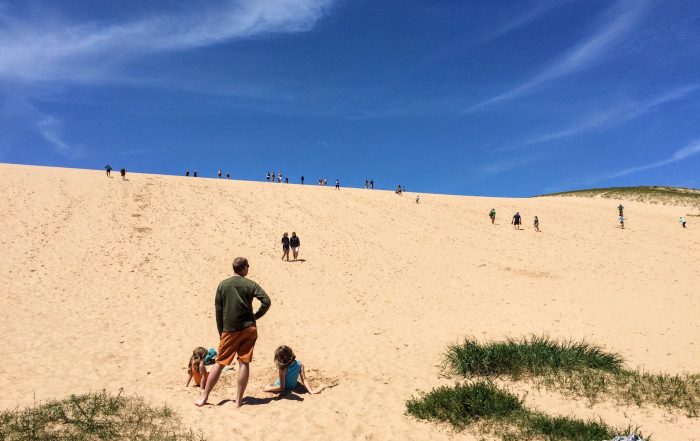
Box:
[217,325,258,365]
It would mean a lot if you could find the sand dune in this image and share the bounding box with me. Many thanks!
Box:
[1,163,699,440]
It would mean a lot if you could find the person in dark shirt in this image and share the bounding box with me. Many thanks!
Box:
[105,164,112,177]
[335,179,340,190]
[281,232,290,261]
[196,257,271,408]
[290,232,301,261]
[120,168,126,180]
[512,212,522,230]
[370,179,374,189]
[301,175,305,185]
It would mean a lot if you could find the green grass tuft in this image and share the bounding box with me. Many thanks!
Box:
[0,390,204,441]
[406,381,634,440]
[445,336,700,416]
[446,336,623,378]
[406,381,523,429]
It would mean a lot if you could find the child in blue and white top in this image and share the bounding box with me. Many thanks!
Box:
[263,345,320,394]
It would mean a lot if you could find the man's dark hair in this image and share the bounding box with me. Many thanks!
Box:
[232,257,248,274]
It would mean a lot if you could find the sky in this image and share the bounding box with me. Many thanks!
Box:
[0,0,698,196]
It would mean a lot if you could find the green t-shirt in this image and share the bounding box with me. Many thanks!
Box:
[215,275,271,333]
[489,210,496,216]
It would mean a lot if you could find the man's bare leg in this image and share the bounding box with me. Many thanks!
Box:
[195,363,223,407]
[235,361,250,408]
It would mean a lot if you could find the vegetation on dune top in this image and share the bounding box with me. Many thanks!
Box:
[539,186,700,207]
[0,390,204,441]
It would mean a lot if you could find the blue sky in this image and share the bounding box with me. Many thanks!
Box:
[0,0,698,196]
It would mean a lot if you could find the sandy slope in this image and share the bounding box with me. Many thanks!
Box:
[1,163,698,440]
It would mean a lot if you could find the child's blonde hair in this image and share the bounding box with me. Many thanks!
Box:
[274,345,296,370]
[188,347,207,369]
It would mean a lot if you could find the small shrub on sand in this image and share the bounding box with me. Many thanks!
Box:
[406,381,636,441]
[0,390,204,441]
[445,336,700,416]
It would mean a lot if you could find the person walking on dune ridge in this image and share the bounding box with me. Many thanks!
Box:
[196,257,271,409]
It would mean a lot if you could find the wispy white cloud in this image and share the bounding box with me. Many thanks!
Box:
[551,138,700,191]
[37,116,83,157]
[478,155,540,176]
[602,139,700,180]
[500,84,699,150]
[479,0,571,44]
[0,0,334,83]
[466,0,649,112]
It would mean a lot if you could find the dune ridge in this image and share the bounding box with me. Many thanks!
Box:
[1,163,699,440]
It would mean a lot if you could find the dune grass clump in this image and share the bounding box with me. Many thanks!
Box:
[406,381,634,441]
[0,390,204,441]
[445,336,700,416]
[446,336,623,378]
[406,381,524,429]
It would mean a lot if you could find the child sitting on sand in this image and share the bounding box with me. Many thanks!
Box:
[185,347,217,390]
[263,345,320,394]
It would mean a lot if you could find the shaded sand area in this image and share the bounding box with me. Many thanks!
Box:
[1,163,699,440]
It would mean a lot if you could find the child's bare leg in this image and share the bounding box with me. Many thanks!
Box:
[235,361,250,408]
[195,364,223,407]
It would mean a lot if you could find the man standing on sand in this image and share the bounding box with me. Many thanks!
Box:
[512,212,522,230]
[196,257,271,408]
[489,208,496,224]
[618,204,624,217]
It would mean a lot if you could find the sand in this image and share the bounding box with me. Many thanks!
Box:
[1,163,698,440]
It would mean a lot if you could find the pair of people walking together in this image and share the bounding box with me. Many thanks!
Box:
[281,232,301,261]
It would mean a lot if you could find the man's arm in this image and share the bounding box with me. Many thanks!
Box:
[215,285,224,336]
[253,284,271,319]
